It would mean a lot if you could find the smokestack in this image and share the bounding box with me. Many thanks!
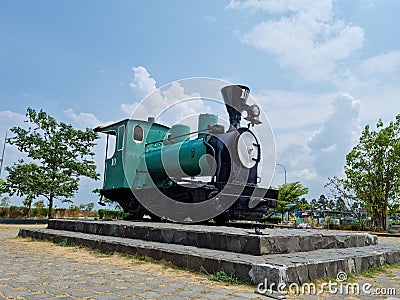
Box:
[221,85,250,131]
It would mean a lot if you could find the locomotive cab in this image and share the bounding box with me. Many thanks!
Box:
[94,119,169,210]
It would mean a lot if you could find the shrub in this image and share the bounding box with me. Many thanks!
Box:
[0,207,8,218]
[55,208,67,218]
[31,208,39,218]
[8,206,24,218]
[98,209,127,220]
[265,215,281,224]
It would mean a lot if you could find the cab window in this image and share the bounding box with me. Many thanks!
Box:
[117,125,125,151]
[106,131,116,159]
[133,125,144,143]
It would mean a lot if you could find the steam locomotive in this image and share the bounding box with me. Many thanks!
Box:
[95,84,278,224]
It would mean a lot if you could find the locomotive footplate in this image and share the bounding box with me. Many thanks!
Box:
[218,183,278,209]
[216,183,278,222]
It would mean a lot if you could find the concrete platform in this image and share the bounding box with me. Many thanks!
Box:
[46,219,377,255]
[19,226,400,289]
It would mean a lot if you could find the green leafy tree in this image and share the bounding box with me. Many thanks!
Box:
[0,196,10,208]
[33,199,46,218]
[294,197,310,211]
[79,202,95,211]
[316,194,328,211]
[325,177,356,209]
[328,116,400,231]
[335,198,347,211]
[327,199,335,210]
[0,178,5,194]
[277,181,308,222]
[5,163,39,216]
[5,108,99,218]
[34,199,45,213]
[388,202,400,222]
[310,198,317,210]
[34,200,45,209]
[346,117,400,231]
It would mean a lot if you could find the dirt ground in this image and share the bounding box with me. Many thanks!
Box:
[1,225,257,294]
[2,224,400,299]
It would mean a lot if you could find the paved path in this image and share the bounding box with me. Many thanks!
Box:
[0,225,261,300]
[1,225,400,300]
[291,236,400,300]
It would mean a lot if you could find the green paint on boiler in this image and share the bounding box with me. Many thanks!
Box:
[145,137,211,180]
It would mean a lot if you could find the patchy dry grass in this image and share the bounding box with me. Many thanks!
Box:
[1,224,255,294]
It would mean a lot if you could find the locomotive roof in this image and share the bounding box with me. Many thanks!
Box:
[93,118,169,133]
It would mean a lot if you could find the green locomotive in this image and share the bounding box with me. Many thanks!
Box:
[95,85,278,223]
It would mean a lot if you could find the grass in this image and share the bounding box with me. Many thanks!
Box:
[57,239,71,247]
[54,239,114,257]
[49,235,399,288]
[115,251,245,286]
[361,265,390,278]
[90,249,115,257]
[385,262,400,269]
[209,270,242,285]
[120,252,158,264]
[121,253,248,286]
[323,275,335,283]
[345,273,356,283]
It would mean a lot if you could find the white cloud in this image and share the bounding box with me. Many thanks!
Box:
[229,0,333,21]
[269,92,361,197]
[63,108,104,129]
[0,110,26,127]
[254,90,335,130]
[230,0,364,80]
[295,168,317,180]
[307,92,361,177]
[361,51,400,76]
[129,66,157,99]
[121,67,213,129]
[121,66,158,117]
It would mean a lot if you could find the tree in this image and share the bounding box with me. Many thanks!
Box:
[33,200,46,218]
[5,108,99,218]
[316,194,328,211]
[388,202,400,221]
[293,197,310,211]
[0,196,10,208]
[79,202,95,211]
[5,162,39,216]
[335,198,347,211]
[0,178,5,194]
[328,116,400,231]
[0,176,10,208]
[310,198,317,210]
[277,181,308,222]
[325,176,356,210]
[34,199,45,211]
[327,199,335,210]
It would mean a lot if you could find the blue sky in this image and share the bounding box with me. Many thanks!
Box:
[1,0,400,207]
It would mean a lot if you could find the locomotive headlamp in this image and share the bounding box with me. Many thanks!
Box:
[243,104,262,125]
[249,104,260,118]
